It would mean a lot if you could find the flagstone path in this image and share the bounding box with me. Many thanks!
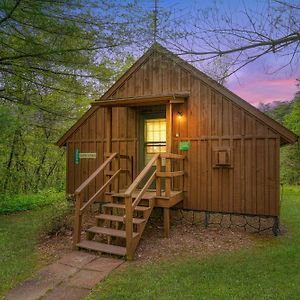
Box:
[5,251,123,300]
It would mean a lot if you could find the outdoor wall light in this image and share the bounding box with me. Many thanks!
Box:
[176,112,183,137]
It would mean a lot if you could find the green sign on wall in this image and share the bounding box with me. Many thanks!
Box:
[179,141,190,151]
[74,148,80,165]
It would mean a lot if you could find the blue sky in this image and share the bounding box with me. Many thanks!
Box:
[151,0,299,105]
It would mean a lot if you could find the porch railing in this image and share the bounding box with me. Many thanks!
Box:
[72,152,131,247]
[122,152,185,259]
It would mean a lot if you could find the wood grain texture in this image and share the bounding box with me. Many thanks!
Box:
[63,51,283,217]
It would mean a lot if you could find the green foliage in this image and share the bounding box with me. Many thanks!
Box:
[87,186,300,300]
[41,199,73,236]
[284,92,300,136]
[258,101,292,124]
[281,144,300,185]
[0,189,65,214]
[0,193,71,296]
[259,93,300,185]
[0,1,145,194]
[281,93,300,185]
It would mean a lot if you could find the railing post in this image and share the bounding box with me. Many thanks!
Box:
[125,196,133,260]
[165,158,171,197]
[179,158,184,192]
[73,192,83,248]
[114,154,120,193]
[130,156,134,183]
[156,156,161,196]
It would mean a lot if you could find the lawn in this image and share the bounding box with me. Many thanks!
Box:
[0,191,70,297]
[87,186,300,300]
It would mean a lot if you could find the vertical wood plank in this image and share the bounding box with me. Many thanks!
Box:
[156,157,162,196]
[166,103,173,152]
[105,107,112,153]
[165,158,171,197]
[125,196,133,260]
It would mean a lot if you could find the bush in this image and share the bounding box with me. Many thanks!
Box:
[41,199,73,236]
[0,189,74,236]
[0,189,65,215]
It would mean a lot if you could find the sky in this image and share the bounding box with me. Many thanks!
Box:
[226,55,299,106]
[157,0,299,106]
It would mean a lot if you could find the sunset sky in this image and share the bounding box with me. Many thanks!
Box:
[226,57,299,106]
[160,0,299,106]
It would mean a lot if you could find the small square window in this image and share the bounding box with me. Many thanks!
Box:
[212,147,232,168]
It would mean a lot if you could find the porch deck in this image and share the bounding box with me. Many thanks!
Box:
[107,189,184,208]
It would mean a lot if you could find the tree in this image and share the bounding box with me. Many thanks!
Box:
[282,91,300,185]
[0,1,150,109]
[170,0,300,81]
[0,0,142,193]
[258,101,292,124]
[285,92,300,135]
[259,92,300,185]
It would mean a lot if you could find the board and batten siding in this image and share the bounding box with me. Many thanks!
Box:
[65,51,280,217]
[65,106,139,202]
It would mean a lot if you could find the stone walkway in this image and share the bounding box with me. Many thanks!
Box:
[5,251,123,300]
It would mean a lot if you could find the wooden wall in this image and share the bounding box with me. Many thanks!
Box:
[66,106,138,202]
[65,51,281,216]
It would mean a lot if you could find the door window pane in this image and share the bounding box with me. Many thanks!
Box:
[144,118,166,165]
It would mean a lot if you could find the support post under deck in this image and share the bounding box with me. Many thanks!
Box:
[163,207,170,238]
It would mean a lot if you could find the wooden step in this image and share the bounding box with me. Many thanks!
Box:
[103,203,151,212]
[77,240,126,256]
[95,214,146,225]
[87,226,139,238]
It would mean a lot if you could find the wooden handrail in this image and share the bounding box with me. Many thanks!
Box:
[156,170,184,178]
[132,170,156,210]
[160,153,185,160]
[124,152,185,259]
[124,153,159,196]
[80,169,121,215]
[75,152,117,194]
[124,155,158,259]
[73,152,122,248]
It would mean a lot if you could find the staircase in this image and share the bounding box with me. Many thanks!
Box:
[73,152,185,260]
[77,193,154,258]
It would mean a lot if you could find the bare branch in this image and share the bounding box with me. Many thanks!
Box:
[177,32,300,57]
[0,0,21,25]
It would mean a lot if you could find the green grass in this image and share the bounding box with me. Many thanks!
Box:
[87,186,300,300]
[0,189,64,214]
[0,193,71,297]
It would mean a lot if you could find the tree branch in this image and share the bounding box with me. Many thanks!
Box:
[0,0,21,25]
[177,32,300,57]
[0,42,124,63]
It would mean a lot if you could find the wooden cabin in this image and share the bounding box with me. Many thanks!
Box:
[57,43,298,260]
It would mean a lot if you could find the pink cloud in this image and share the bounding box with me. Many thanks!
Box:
[228,76,298,106]
[224,53,299,106]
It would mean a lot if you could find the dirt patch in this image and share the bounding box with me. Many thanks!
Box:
[38,231,73,265]
[37,209,97,265]
[134,218,260,263]
[36,209,277,266]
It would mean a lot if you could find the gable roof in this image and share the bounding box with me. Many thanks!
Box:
[57,43,299,147]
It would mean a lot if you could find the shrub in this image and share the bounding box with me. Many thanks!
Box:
[0,189,65,215]
[41,199,73,236]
